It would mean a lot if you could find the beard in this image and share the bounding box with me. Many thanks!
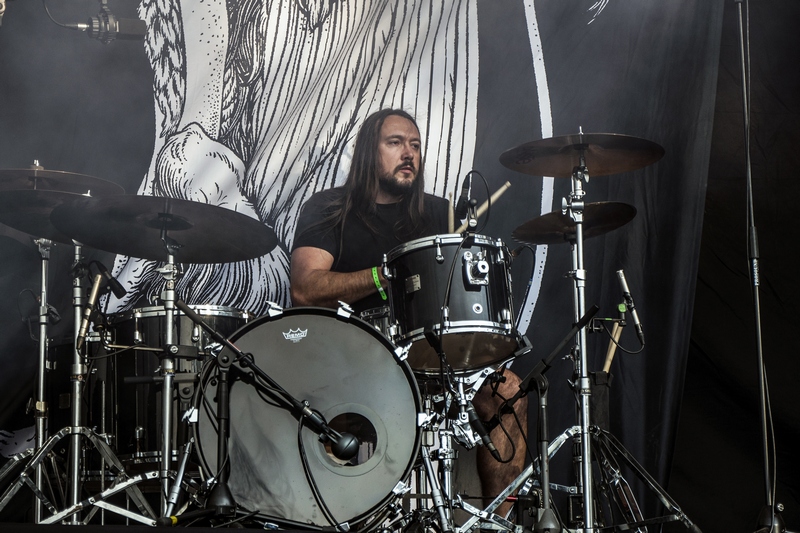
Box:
[378,167,416,198]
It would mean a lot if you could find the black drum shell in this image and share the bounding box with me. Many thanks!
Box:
[108,305,250,461]
[385,234,520,374]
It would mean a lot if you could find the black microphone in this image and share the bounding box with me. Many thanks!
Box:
[331,432,360,462]
[76,273,104,351]
[616,269,645,346]
[95,261,127,299]
[88,12,146,42]
[466,401,501,461]
[62,8,146,43]
[454,174,471,221]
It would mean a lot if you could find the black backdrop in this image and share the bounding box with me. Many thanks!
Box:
[1,1,798,532]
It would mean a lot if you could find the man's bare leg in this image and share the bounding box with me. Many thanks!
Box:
[472,369,528,520]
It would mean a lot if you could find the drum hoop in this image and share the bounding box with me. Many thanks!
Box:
[398,321,516,340]
[192,306,422,525]
[385,233,501,262]
[110,304,251,322]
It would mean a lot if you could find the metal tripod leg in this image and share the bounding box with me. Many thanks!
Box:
[0,426,156,523]
[589,428,700,532]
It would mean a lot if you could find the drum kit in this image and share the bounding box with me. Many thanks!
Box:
[0,132,699,532]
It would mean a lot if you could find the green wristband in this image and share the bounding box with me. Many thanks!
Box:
[372,266,387,301]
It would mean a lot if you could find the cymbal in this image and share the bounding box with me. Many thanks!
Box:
[0,190,93,244]
[50,195,279,263]
[0,168,125,195]
[499,133,664,177]
[512,202,637,245]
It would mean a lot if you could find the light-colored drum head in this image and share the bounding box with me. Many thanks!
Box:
[194,307,421,528]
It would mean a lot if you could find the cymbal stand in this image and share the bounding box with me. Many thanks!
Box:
[32,237,54,523]
[0,249,158,525]
[66,241,87,524]
[156,228,182,516]
[563,147,596,531]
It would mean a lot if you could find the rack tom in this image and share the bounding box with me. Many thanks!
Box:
[385,234,520,374]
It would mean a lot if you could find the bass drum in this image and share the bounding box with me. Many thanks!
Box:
[194,307,421,528]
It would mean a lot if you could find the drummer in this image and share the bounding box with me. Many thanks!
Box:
[290,108,527,517]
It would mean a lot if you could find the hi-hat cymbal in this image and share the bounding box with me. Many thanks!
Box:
[512,202,637,245]
[0,168,125,195]
[51,195,279,264]
[0,190,92,244]
[499,133,664,177]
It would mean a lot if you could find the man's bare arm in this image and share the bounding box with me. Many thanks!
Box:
[290,246,384,308]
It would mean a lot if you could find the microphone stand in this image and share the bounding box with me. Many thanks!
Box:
[487,305,599,532]
[734,2,787,531]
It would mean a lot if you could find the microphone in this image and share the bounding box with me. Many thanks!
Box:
[466,401,501,461]
[76,273,104,351]
[62,6,146,43]
[454,174,471,221]
[616,269,645,346]
[509,245,526,258]
[95,261,127,299]
[331,432,360,462]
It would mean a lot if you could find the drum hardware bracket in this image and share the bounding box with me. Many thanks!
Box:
[462,251,490,286]
[393,343,410,362]
[337,302,354,318]
[434,237,444,263]
[392,480,412,496]
[265,301,284,317]
[382,255,394,279]
[161,343,200,360]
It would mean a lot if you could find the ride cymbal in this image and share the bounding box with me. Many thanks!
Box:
[499,133,664,177]
[0,168,125,196]
[50,195,278,263]
[512,202,637,245]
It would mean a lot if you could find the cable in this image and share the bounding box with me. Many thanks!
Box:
[41,0,76,29]
[599,321,644,355]
[297,416,342,529]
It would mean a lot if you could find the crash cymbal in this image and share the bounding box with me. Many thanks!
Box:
[50,195,278,263]
[0,190,93,244]
[0,168,125,195]
[512,201,637,245]
[499,133,664,177]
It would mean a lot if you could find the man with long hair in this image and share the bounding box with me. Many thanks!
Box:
[291,108,526,519]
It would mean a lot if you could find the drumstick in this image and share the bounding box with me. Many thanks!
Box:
[448,191,455,233]
[602,321,624,373]
[455,181,511,233]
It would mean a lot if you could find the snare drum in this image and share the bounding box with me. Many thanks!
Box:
[108,305,251,462]
[385,234,520,374]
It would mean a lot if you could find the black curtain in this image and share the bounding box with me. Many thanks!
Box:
[473,0,724,521]
[670,0,800,530]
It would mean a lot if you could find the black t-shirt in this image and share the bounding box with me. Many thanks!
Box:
[292,187,449,311]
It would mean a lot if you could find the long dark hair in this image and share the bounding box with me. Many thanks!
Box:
[324,109,429,254]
